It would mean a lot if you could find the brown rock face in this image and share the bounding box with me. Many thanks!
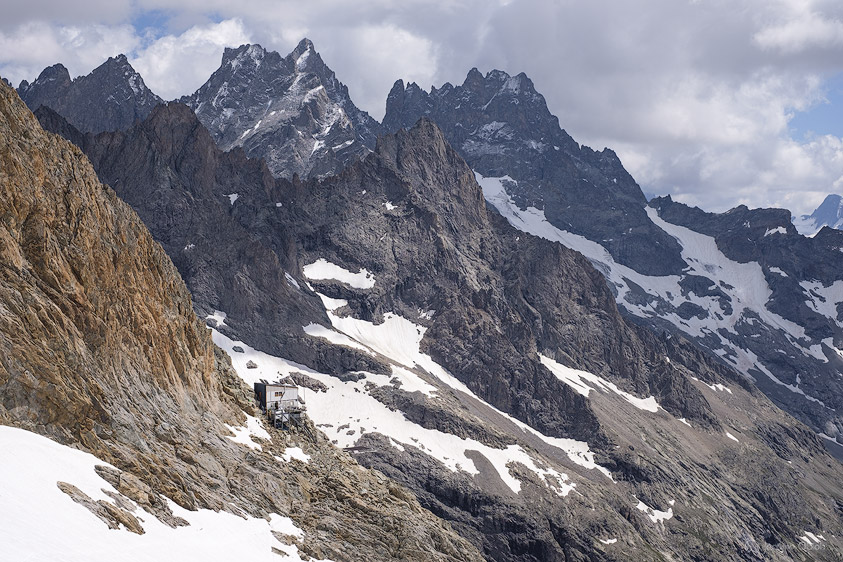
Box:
[0,75,226,447]
[0,79,483,561]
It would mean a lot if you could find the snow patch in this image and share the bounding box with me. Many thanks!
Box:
[225,193,239,205]
[285,272,301,290]
[303,323,373,354]
[539,354,660,413]
[800,531,826,545]
[764,226,787,236]
[226,415,271,451]
[476,171,830,401]
[303,258,375,289]
[636,498,674,524]
[383,201,397,211]
[205,310,227,328]
[725,431,740,442]
[279,447,310,463]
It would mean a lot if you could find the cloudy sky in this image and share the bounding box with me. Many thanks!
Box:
[2,0,843,216]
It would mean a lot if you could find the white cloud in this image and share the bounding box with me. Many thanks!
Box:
[316,24,437,118]
[4,1,843,215]
[131,19,252,100]
[0,21,139,87]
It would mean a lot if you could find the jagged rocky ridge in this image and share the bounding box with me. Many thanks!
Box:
[0,78,482,561]
[17,55,162,133]
[182,39,381,180]
[383,69,843,461]
[382,70,686,277]
[41,97,843,560]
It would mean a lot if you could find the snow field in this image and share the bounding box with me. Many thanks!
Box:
[213,327,588,495]
[0,425,330,562]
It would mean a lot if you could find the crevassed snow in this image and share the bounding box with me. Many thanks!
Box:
[635,498,674,524]
[0,426,330,562]
[539,354,660,413]
[226,414,271,451]
[303,258,375,289]
[206,310,227,328]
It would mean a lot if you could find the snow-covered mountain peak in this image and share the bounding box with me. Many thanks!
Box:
[794,193,843,236]
[183,38,380,179]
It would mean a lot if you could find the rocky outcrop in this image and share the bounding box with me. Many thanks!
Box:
[0,78,483,561]
[17,55,162,133]
[182,39,381,179]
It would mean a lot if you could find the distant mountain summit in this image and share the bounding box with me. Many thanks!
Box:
[382,68,686,276]
[182,39,381,179]
[794,194,843,235]
[17,54,162,133]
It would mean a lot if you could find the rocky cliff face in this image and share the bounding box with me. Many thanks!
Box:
[182,39,381,180]
[383,69,843,463]
[0,78,482,561]
[41,98,843,560]
[17,55,163,133]
[645,195,843,457]
[382,70,686,276]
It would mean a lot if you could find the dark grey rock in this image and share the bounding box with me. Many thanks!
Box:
[382,71,687,276]
[18,55,162,133]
